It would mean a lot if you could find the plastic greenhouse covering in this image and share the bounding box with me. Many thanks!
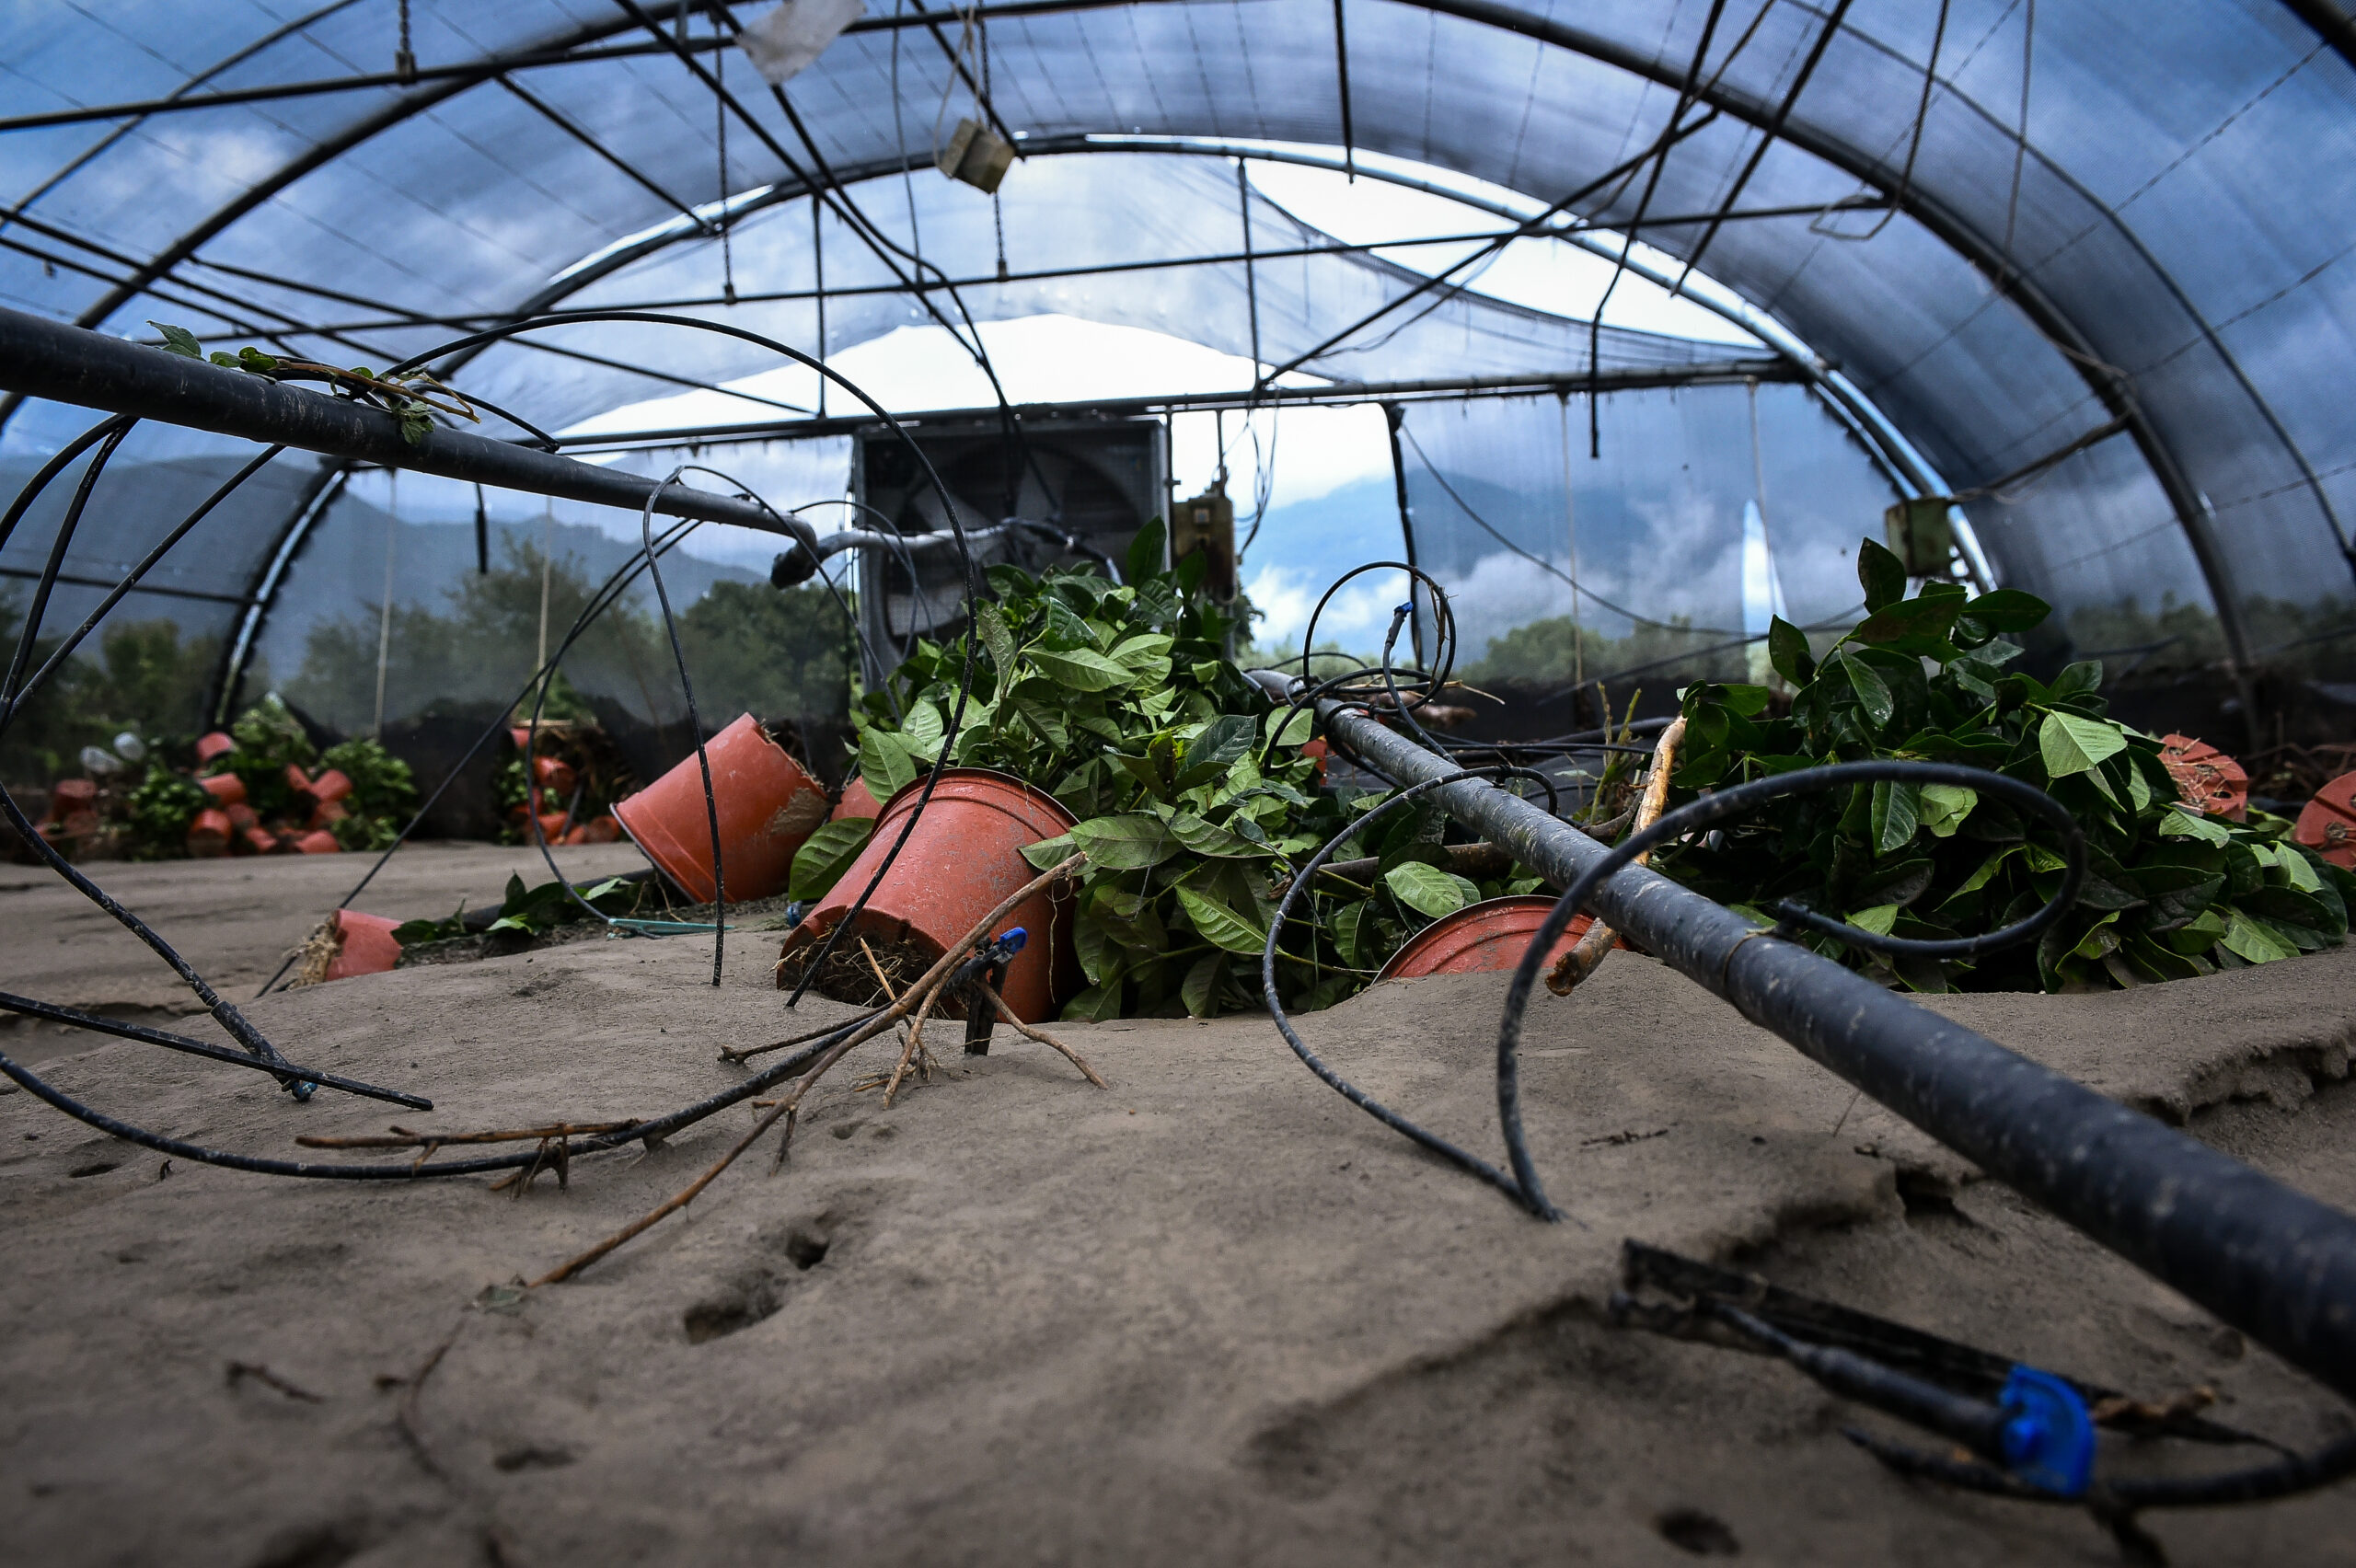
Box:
[3,0,2354,790]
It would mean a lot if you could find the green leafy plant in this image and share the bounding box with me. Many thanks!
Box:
[390,872,642,948]
[1659,538,2351,992]
[318,736,416,852]
[789,817,875,901]
[218,693,317,821]
[123,765,207,859]
[848,521,1539,1020]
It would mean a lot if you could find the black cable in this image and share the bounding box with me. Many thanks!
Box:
[0,991,429,1109]
[1261,766,1559,1216]
[1484,759,2087,1217]
[637,465,727,985]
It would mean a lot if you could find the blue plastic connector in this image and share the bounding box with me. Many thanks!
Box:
[997,926,1029,954]
[1998,1366,2095,1497]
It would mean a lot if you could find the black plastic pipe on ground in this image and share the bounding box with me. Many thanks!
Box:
[1253,672,2356,1405]
[0,306,812,545]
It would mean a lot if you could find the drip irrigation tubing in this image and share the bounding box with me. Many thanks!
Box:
[1252,665,2356,1406]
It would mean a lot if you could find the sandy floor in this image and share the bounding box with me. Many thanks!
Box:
[3,853,2356,1565]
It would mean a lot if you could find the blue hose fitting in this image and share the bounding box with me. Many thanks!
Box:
[1999,1366,2095,1497]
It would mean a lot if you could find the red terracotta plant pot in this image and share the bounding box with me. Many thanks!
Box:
[830,776,881,822]
[241,826,281,856]
[307,767,352,804]
[2296,770,2356,870]
[1301,737,1331,781]
[194,732,236,766]
[293,830,341,854]
[613,714,829,904]
[200,772,247,808]
[225,802,260,834]
[284,763,313,796]
[324,910,402,980]
[776,767,1079,1022]
[46,778,98,820]
[1376,895,1597,982]
[2160,733,2247,822]
[562,814,621,847]
[535,811,572,843]
[533,755,577,798]
[310,798,349,827]
[187,807,232,857]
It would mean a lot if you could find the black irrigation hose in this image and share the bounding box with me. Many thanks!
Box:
[0,991,429,1110]
[1261,767,1555,1215]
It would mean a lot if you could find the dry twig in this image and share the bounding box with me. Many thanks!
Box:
[532,855,1086,1286]
[976,983,1106,1087]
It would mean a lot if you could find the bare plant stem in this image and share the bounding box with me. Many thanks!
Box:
[297,1121,637,1150]
[1548,718,1685,997]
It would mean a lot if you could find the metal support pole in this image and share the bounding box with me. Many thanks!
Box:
[1259,673,2356,1405]
[0,306,814,547]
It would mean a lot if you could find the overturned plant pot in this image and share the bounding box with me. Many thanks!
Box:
[614,713,829,904]
[775,767,1079,1022]
[322,909,402,982]
[1376,895,1599,982]
[2298,769,2356,870]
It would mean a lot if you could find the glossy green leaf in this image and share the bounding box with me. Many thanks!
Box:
[858,726,919,801]
[1857,538,1909,612]
[788,817,874,900]
[2222,910,2299,964]
[1069,813,1182,869]
[1841,652,1895,729]
[1181,951,1224,1018]
[1871,780,1921,855]
[1767,616,1816,686]
[1175,884,1265,953]
[1919,783,1977,837]
[1126,516,1168,585]
[1029,645,1131,691]
[1960,588,2052,632]
[1383,860,1472,919]
[149,321,204,358]
[2038,710,2126,778]
[1021,832,1077,870]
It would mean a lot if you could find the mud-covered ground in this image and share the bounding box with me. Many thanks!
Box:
[3,848,2354,1566]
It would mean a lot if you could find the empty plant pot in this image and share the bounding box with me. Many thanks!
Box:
[1377,895,1596,982]
[563,814,621,847]
[200,772,246,808]
[830,776,881,821]
[306,767,352,804]
[187,807,232,857]
[613,713,830,904]
[2297,770,2356,870]
[775,767,1078,1022]
[534,755,578,797]
[194,732,235,766]
[324,909,402,981]
[241,827,280,856]
[2161,733,2247,821]
[292,830,341,854]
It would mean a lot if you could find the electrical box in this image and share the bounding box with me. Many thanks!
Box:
[1883,497,1957,578]
[1171,478,1237,603]
[849,415,1167,688]
[937,118,1013,194]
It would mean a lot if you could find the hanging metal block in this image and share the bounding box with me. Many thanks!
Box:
[1172,479,1236,602]
[1883,497,1956,577]
[937,118,1014,194]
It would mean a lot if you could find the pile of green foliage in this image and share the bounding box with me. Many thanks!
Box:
[391,870,644,950]
[1659,539,2351,993]
[823,522,1542,1020]
[123,767,208,859]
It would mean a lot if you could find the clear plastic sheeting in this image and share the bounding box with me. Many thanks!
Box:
[1396,386,1900,704]
[460,154,1762,440]
[0,0,2350,711]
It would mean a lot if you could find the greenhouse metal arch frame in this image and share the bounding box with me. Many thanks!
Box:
[3,0,2354,712]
